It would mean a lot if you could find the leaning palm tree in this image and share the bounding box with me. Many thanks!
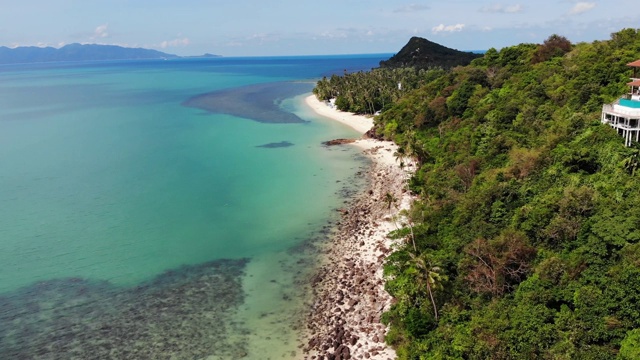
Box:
[397,209,417,252]
[406,251,447,321]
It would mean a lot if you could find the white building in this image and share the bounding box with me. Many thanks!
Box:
[601,60,640,147]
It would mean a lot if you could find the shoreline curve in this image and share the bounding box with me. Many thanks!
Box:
[301,94,416,360]
[304,95,374,135]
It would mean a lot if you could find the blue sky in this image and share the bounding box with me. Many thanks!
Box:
[0,0,638,56]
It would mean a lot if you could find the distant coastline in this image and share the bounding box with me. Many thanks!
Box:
[0,43,220,65]
[301,94,415,359]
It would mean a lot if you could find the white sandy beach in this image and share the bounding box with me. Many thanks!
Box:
[301,95,415,360]
[305,95,374,135]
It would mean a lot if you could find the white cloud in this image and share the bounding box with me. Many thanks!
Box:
[505,5,523,13]
[248,33,269,40]
[9,42,66,49]
[224,33,281,47]
[159,37,190,49]
[319,31,348,39]
[432,23,465,34]
[316,27,384,40]
[394,3,430,13]
[248,33,282,44]
[480,4,523,13]
[92,24,109,39]
[569,2,596,15]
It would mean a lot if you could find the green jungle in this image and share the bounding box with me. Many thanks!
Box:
[314,28,640,359]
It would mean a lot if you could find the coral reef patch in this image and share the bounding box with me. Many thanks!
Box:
[0,259,249,359]
[256,141,294,148]
[183,82,312,124]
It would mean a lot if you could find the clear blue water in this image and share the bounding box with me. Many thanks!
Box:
[0,54,388,359]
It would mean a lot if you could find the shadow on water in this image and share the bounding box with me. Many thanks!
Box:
[256,141,294,148]
[0,258,250,360]
[182,82,313,124]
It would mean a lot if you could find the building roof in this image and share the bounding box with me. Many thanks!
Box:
[628,60,640,67]
[628,80,640,86]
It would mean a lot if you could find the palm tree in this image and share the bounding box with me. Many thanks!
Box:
[407,251,447,321]
[383,192,398,212]
[397,209,417,252]
[394,147,406,169]
[621,141,640,176]
[403,130,429,165]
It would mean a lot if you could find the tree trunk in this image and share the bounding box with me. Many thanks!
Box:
[426,281,438,321]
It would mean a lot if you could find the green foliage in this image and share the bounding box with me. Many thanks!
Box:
[313,67,445,114]
[316,28,640,359]
[619,329,640,359]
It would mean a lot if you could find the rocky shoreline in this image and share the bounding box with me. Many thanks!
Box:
[301,141,414,360]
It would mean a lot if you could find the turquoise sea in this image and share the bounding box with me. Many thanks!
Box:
[0,55,388,359]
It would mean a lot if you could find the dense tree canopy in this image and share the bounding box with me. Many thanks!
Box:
[313,67,446,114]
[316,29,640,359]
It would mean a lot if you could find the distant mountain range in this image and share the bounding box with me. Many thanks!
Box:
[380,36,482,70]
[0,43,221,64]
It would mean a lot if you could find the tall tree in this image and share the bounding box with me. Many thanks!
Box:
[406,251,446,321]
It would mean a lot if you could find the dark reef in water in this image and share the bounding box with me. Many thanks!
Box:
[322,138,356,146]
[257,141,294,148]
[183,82,313,124]
[0,258,250,360]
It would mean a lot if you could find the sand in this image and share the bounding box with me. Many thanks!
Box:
[300,95,416,360]
[304,95,374,134]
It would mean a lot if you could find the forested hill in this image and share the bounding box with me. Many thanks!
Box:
[380,36,481,69]
[313,38,482,115]
[0,43,186,64]
[315,28,640,359]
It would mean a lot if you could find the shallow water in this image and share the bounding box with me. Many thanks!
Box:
[0,56,384,358]
[0,259,248,359]
[183,82,313,123]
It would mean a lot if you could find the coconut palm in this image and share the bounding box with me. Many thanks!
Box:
[384,192,398,212]
[621,141,640,176]
[397,209,417,252]
[406,251,447,321]
[394,147,406,169]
